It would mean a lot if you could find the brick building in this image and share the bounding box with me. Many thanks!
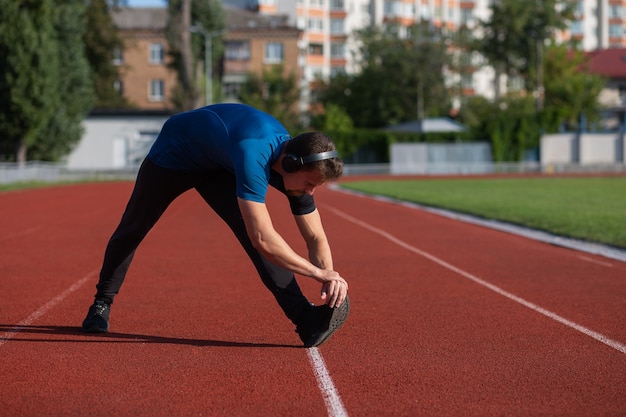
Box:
[222,6,302,104]
[110,6,301,111]
[111,7,177,111]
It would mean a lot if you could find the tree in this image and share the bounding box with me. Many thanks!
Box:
[166,0,224,111]
[318,23,452,129]
[309,103,360,158]
[459,95,540,162]
[476,0,575,102]
[542,45,605,131]
[84,0,128,109]
[31,1,95,161]
[0,0,94,163]
[0,1,61,163]
[239,65,302,131]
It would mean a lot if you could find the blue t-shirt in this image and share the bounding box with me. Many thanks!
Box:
[147,103,315,214]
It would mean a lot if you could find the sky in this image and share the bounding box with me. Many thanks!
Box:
[126,0,167,7]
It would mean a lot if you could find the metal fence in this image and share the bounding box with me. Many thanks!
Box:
[1,161,625,185]
[0,161,138,184]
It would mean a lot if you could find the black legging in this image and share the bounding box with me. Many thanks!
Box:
[94,158,310,325]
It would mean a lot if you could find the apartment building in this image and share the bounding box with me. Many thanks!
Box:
[111,7,177,111]
[222,6,302,103]
[235,0,626,103]
[110,6,301,111]
[556,0,626,49]
[112,1,626,113]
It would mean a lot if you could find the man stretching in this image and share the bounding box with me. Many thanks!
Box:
[81,103,350,347]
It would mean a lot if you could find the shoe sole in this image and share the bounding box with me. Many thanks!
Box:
[304,296,350,348]
[80,325,108,333]
[80,317,109,333]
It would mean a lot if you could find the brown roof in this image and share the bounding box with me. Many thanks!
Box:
[111,7,167,30]
[111,5,294,32]
[587,48,626,79]
[224,5,291,29]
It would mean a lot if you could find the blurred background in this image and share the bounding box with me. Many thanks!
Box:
[1,0,625,181]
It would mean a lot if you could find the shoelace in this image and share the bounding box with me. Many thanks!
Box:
[93,302,108,316]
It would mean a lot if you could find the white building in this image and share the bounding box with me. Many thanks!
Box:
[227,0,626,104]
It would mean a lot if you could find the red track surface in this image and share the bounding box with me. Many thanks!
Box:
[1,181,625,416]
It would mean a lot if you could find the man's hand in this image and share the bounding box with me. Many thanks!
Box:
[239,198,348,307]
[319,272,348,308]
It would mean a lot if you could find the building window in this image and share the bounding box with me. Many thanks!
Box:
[330,42,344,58]
[460,9,473,26]
[308,17,324,32]
[113,79,124,95]
[112,48,123,66]
[570,20,583,35]
[223,82,242,99]
[149,79,164,101]
[330,0,344,10]
[575,1,583,15]
[308,43,324,56]
[265,42,283,63]
[330,18,344,35]
[609,5,622,18]
[508,75,524,92]
[330,66,346,78]
[149,43,164,64]
[434,5,442,18]
[461,73,473,89]
[609,24,623,38]
[225,41,250,60]
[384,1,401,17]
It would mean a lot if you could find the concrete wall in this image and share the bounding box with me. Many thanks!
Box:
[540,133,625,165]
[66,115,168,170]
[390,142,492,174]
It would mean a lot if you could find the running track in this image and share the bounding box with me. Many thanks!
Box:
[1,180,624,416]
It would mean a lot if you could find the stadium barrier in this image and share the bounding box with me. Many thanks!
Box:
[1,161,625,185]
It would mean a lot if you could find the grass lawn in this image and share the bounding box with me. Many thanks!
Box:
[0,181,57,192]
[340,176,626,249]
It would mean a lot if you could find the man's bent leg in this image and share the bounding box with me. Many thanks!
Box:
[194,172,311,325]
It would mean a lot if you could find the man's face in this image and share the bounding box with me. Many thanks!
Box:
[283,169,325,196]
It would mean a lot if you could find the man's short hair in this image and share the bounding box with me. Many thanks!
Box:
[285,132,344,181]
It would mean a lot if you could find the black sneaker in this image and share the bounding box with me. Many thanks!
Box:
[81,300,110,333]
[297,296,350,348]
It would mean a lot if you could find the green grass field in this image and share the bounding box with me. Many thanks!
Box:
[340,176,626,249]
[0,181,56,192]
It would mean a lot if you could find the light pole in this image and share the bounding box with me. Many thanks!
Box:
[189,23,223,106]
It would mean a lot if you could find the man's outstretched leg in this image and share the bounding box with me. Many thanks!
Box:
[82,160,195,333]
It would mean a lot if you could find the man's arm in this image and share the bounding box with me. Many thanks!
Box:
[238,197,348,307]
[294,209,332,270]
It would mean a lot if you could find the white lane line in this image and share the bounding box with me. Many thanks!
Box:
[0,270,97,347]
[0,226,43,242]
[324,205,626,355]
[307,347,349,417]
[330,185,626,263]
[577,255,614,268]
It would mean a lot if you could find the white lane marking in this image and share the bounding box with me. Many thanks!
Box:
[577,255,614,268]
[0,270,97,347]
[307,347,349,417]
[324,205,626,355]
[0,226,43,242]
[330,185,626,264]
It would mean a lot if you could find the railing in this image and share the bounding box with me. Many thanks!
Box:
[1,161,625,185]
[0,162,138,184]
